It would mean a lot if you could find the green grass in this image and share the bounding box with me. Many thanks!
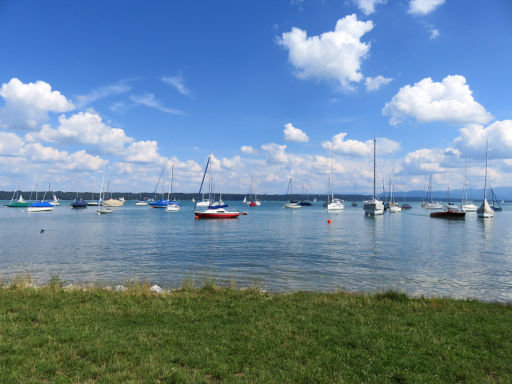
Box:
[0,284,511,383]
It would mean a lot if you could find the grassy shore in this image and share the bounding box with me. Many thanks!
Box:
[1,281,511,383]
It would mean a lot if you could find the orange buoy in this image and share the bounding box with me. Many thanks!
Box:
[195,215,199,220]
[327,219,332,224]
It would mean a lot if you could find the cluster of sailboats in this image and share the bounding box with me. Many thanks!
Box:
[3,140,504,220]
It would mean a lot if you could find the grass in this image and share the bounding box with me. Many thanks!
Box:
[0,281,511,383]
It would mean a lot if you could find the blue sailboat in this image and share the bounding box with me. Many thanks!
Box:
[490,188,502,211]
[150,168,171,208]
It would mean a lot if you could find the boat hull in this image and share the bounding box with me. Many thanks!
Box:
[430,211,465,219]
[194,211,239,219]
[283,203,301,209]
[27,206,54,212]
[363,200,384,216]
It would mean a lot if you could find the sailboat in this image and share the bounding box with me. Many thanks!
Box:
[326,153,344,211]
[103,176,124,207]
[477,141,494,218]
[363,136,384,216]
[151,168,171,208]
[351,183,358,207]
[489,188,502,211]
[194,154,240,218]
[28,182,54,212]
[50,193,60,206]
[283,177,301,209]
[247,176,262,207]
[97,171,113,214]
[6,188,30,208]
[135,193,148,206]
[388,174,401,213]
[422,174,443,209]
[461,160,477,212]
[71,192,88,208]
[299,184,312,206]
[166,165,181,212]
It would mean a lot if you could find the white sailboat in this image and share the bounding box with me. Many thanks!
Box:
[388,174,401,213]
[97,169,113,214]
[477,141,494,218]
[422,174,443,209]
[283,177,301,209]
[327,156,344,211]
[166,164,181,212]
[461,160,477,212]
[363,136,384,216]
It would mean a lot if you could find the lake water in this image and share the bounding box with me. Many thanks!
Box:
[1,200,511,302]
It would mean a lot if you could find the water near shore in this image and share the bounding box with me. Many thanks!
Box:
[1,200,511,301]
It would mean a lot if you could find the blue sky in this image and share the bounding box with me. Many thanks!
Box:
[1,0,512,194]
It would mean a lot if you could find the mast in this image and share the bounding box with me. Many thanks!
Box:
[463,159,468,205]
[373,137,376,200]
[483,140,488,202]
[170,164,174,200]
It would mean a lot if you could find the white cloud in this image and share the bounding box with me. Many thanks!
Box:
[241,145,258,154]
[322,133,400,157]
[353,0,386,15]
[429,26,440,39]
[408,0,445,15]
[221,155,242,169]
[162,75,191,97]
[365,75,392,91]
[124,140,161,163]
[74,80,131,108]
[283,122,309,142]
[383,75,493,125]
[130,93,184,115]
[0,132,24,155]
[454,120,512,159]
[277,14,374,89]
[402,147,460,174]
[0,78,74,130]
[26,111,133,155]
[261,143,288,164]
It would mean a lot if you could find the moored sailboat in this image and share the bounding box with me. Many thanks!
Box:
[363,136,384,216]
[477,141,494,218]
[283,177,301,209]
[165,164,181,212]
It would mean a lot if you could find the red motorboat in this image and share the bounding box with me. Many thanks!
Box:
[194,207,240,219]
[248,201,257,207]
[430,208,465,219]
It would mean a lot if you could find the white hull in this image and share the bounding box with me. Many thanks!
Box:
[51,201,60,206]
[97,208,113,214]
[27,206,54,212]
[363,200,384,216]
[462,203,477,212]
[196,201,210,207]
[283,202,301,209]
[165,204,181,212]
[477,199,494,218]
[327,199,344,211]
[423,203,443,209]
[389,205,402,213]
[135,201,148,206]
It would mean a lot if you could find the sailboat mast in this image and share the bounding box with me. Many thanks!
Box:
[483,141,488,201]
[373,137,376,200]
[170,164,174,199]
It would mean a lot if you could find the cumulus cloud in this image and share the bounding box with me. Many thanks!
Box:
[454,120,512,159]
[26,111,133,155]
[0,132,24,156]
[241,145,258,154]
[283,122,309,142]
[261,143,288,164]
[124,140,161,163]
[322,133,400,157]
[383,75,493,125]
[402,147,460,174]
[277,14,374,89]
[353,0,386,15]
[0,78,74,130]
[130,93,184,115]
[408,0,445,15]
[428,26,440,39]
[365,75,392,91]
[162,74,191,97]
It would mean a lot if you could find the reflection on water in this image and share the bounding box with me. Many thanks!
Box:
[1,201,511,301]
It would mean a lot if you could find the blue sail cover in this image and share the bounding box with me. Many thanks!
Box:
[71,199,88,208]
[208,203,228,209]
[29,201,54,208]
[151,199,171,208]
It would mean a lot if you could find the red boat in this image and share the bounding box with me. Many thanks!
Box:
[430,208,465,219]
[194,207,240,219]
[248,201,257,207]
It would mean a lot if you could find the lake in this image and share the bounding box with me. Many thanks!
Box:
[1,200,511,301]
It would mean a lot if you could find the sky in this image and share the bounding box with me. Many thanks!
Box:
[1,0,512,194]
